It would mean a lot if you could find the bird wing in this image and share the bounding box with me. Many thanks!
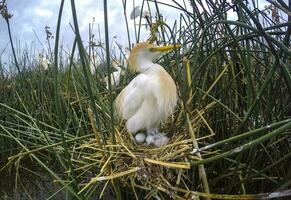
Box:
[115,73,150,120]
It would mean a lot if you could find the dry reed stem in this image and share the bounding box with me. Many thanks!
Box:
[75,102,218,199]
[187,113,211,199]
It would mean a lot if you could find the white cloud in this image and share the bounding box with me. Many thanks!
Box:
[34,7,53,18]
[2,0,286,65]
[77,0,94,7]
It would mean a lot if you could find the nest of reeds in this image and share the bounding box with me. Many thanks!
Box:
[70,102,216,199]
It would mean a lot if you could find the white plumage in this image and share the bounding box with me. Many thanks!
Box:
[146,132,169,147]
[106,67,122,89]
[105,60,126,90]
[130,6,149,19]
[38,53,50,70]
[115,42,180,147]
[89,54,99,74]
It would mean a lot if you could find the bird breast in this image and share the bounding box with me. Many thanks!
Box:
[115,65,177,131]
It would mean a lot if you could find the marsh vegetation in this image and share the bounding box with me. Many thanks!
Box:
[0,0,291,199]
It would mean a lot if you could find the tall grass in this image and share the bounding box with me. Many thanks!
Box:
[0,0,291,199]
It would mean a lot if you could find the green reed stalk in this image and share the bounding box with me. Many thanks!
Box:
[236,0,291,93]
[0,124,83,199]
[191,120,291,166]
[103,0,116,144]
[122,0,132,49]
[5,18,20,74]
[70,0,104,143]
[103,2,121,199]
[53,1,82,198]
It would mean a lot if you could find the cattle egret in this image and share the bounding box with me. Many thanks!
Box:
[105,49,130,89]
[130,6,150,19]
[115,42,181,147]
[89,54,99,74]
[105,60,123,89]
[38,53,50,70]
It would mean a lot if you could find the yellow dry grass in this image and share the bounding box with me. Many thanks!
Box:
[73,101,217,199]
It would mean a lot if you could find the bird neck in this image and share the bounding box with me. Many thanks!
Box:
[137,60,157,73]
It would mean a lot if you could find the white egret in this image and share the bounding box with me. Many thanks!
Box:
[89,54,99,74]
[38,53,50,70]
[115,42,181,147]
[130,6,149,19]
[105,60,123,90]
[105,48,130,89]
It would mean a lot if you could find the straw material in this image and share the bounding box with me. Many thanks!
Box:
[70,102,218,199]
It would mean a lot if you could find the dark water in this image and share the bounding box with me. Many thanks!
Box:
[0,167,114,200]
[0,168,66,199]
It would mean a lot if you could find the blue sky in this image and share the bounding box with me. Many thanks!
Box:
[0,0,281,67]
[0,0,183,64]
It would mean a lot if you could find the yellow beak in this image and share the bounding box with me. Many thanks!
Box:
[149,44,181,52]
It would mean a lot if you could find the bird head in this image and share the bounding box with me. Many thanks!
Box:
[128,42,181,73]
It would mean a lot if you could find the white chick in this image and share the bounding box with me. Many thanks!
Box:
[115,42,180,147]
[146,132,169,147]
